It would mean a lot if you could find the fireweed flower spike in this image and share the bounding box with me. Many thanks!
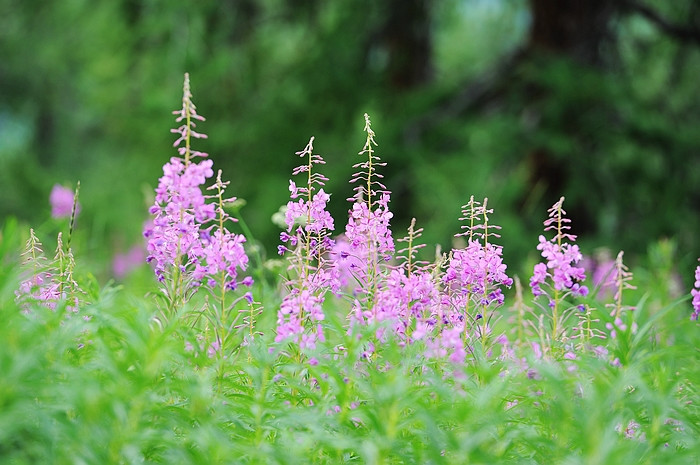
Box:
[16,229,83,314]
[392,218,441,341]
[529,197,588,345]
[16,229,55,311]
[144,73,249,315]
[18,185,85,314]
[344,114,395,328]
[276,137,337,351]
[691,259,700,321]
[443,197,512,346]
[604,251,637,340]
[365,219,442,345]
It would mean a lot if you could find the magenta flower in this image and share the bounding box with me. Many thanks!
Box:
[530,235,588,297]
[580,252,617,299]
[426,327,467,364]
[193,228,248,289]
[275,289,325,346]
[530,197,588,298]
[144,74,249,295]
[113,245,145,279]
[276,137,336,349]
[50,184,79,219]
[144,158,215,282]
[16,230,82,314]
[691,260,700,321]
[444,240,513,309]
[345,192,395,265]
[370,268,440,340]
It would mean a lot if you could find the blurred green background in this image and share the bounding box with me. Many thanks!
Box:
[1,0,699,278]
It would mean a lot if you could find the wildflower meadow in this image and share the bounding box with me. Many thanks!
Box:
[1,74,698,464]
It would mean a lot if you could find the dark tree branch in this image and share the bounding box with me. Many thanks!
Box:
[622,0,700,46]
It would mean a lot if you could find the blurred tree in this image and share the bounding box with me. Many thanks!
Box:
[1,0,698,275]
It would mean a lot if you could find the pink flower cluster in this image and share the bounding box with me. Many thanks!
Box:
[50,184,80,219]
[17,270,62,311]
[145,158,216,281]
[345,193,395,269]
[444,240,513,309]
[144,74,248,290]
[530,235,588,297]
[276,138,336,348]
[15,231,81,314]
[361,267,440,335]
[530,198,588,299]
[691,261,700,321]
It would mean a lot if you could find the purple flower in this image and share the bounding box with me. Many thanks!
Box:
[367,268,440,341]
[113,245,145,279]
[444,240,513,311]
[285,189,334,234]
[691,261,700,321]
[426,327,467,364]
[345,192,395,268]
[581,252,617,299]
[193,228,248,288]
[50,184,79,219]
[15,230,82,314]
[276,137,336,348]
[530,198,588,298]
[275,289,325,345]
[145,74,249,296]
[145,156,216,282]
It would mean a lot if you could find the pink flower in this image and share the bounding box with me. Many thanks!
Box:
[444,240,513,310]
[113,245,145,279]
[530,198,588,298]
[691,261,700,321]
[50,184,79,219]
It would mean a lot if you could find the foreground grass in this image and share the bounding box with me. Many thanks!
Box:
[1,253,697,464]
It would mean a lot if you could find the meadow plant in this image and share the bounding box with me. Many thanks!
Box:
[392,219,441,341]
[16,183,84,314]
[443,197,513,346]
[144,74,250,325]
[276,137,336,350]
[16,229,60,311]
[343,114,395,332]
[692,259,700,321]
[604,251,637,338]
[529,196,588,350]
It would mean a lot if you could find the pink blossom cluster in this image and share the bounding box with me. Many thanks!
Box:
[530,235,588,297]
[530,198,588,299]
[276,138,336,348]
[194,227,249,290]
[425,326,468,364]
[15,231,81,314]
[17,270,62,311]
[358,268,440,335]
[49,184,80,219]
[444,240,513,310]
[145,157,216,281]
[276,289,326,348]
[345,193,395,267]
[144,74,248,291]
[691,261,700,321]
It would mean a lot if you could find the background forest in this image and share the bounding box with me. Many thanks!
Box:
[1,0,699,279]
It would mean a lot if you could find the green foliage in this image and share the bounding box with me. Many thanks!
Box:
[1,234,698,464]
